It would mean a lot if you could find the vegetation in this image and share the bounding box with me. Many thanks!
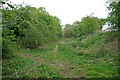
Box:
[107,0,119,29]
[2,2,62,57]
[1,0,120,79]
[63,15,107,38]
[2,31,119,78]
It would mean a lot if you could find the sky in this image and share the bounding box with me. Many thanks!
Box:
[9,0,109,25]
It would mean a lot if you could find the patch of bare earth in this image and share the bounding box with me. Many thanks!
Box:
[54,43,58,53]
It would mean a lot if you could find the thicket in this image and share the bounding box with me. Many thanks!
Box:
[1,2,62,57]
[63,15,107,38]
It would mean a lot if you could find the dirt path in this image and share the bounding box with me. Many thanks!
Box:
[54,42,59,53]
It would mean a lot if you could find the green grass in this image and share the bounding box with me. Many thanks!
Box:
[3,55,34,78]
[2,31,119,78]
[2,54,63,78]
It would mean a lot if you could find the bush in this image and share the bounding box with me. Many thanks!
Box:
[2,4,62,51]
[63,15,102,38]
[63,26,74,38]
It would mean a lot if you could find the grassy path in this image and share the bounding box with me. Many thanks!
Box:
[3,33,118,78]
[15,40,89,78]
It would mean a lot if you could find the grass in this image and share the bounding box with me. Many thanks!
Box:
[2,31,119,78]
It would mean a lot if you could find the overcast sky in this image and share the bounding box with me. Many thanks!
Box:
[10,0,108,25]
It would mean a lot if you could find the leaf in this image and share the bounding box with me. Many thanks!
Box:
[7,3,14,8]
[2,2,5,4]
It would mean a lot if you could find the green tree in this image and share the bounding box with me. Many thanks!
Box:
[2,2,62,55]
[77,15,101,35]
[107,0,119,29]
[63,15,102,38]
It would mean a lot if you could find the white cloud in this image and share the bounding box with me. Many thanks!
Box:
[10,0,108,25]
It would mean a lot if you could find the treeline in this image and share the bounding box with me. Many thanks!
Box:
[2,3,62,57]
[63,14,107,38]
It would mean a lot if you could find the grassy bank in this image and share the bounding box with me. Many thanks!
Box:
[2,31,119,78]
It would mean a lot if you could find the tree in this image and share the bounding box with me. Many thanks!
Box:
[107,0,119,29]
[77,16,101,35]
[2,2,62,56]
[107,1,120,78]
[63,15,102,38]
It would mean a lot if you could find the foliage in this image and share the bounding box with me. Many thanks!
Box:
[77,16,101,34]
[2,2,62,56]
[107,0,120,29]
[63,25,74,38]
[2,8,16,57]
[2,29,118,78]
[98,18,107,29]
[63,15,102,38]
[2,0,119,78]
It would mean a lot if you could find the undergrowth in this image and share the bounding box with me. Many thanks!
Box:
[2,31,119,78]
